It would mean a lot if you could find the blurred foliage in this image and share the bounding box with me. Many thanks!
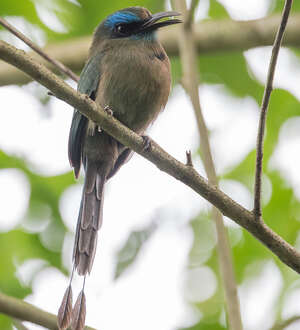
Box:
[199,52,263,102]
[114,220,157,280]
[209,0,230,19]
[0,0,300,329]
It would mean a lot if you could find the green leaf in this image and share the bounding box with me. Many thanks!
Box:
[68,0,166,40]
[199,52,263,102]
[263,172,300,250]
[0,229,60,297]
[209,0,229,19]
[270,0,300,13]
[0,0,40,24]
[114,221,157,279]
[224,150,256,190]
[0,150,74,287]
[180,320,226,330]
[264,89,300,160]
[0,314,12,330]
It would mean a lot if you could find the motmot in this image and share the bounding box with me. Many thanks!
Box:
[58,6,181,329]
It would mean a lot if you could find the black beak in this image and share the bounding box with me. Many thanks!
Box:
[139,11,181,33]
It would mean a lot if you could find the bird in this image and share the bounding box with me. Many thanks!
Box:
[58,6,181,330]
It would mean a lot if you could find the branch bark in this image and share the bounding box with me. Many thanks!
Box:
[2,14,300,86]
[254,0,293,220]
[0,40,300,278]
[174,1,242,329]
[0,292,95,329]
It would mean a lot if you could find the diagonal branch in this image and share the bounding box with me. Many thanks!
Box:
[270,315,300,330]
[0,292,95,329]
[0,40,300,276]
[254,0,293,220]
[173,1,242,329]
[0,17,79,82]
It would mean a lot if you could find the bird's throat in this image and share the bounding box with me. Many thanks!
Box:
[130,30,157,42]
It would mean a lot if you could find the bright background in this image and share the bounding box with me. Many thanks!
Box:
[1,0,300,329]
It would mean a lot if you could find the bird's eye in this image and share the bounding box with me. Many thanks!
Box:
[115,24,127,35]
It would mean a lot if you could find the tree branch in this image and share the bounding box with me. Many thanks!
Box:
[185,0,200,28]
[254,0,293,220]
[0,292,95,329]
[0,40,300,277]
[270,315,300,330]
[0,17,79,83]
[174,1,242,329]
[2,14,300,86]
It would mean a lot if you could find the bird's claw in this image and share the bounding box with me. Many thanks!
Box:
[141,135,152,151]
[104,105,113,116]
[97,106,113,133]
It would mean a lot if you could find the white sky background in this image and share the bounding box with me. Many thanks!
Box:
[1,0,300,329]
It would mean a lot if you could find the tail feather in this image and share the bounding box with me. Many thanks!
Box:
[96,174,103,200]
[81,191,97,230]
[84,162,96,193]
[73,165,105,276]
[95,173,104,229]
[88,231,98,273]
[78,227,94,254]
[77,229,98,274]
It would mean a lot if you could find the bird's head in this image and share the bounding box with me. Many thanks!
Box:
[95,7,181,41]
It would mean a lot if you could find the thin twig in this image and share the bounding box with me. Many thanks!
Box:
[0,17,79,83]
[173,1,243,329]
[186,150,193,166]
[254,0,293,220]
[185,0,200,27]
[0,292,95,330]
[270,315,300,330]
[1,40,300,275]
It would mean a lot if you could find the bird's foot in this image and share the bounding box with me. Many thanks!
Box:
[104,105,114,116]
[141,135,152,151]
[96,106,113,133]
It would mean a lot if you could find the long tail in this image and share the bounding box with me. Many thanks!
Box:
[73,161,105,276]
[58,162,105,329]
